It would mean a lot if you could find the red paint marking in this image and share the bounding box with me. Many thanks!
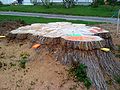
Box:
[92,27,103,32]
[90,29,98,33]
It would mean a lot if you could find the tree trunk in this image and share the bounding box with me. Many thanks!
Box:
[8,23,120,90]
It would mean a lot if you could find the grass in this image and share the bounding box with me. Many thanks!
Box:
[0,15,103,25]
[114,76,120,84]
[0,5,119,17]
[69,64,92,89]
[115,45,120,58]
[19,52,30,69]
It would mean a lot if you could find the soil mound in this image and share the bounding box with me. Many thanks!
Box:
[0,20,25,35]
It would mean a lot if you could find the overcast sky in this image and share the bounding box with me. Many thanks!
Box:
[1,0,93,4]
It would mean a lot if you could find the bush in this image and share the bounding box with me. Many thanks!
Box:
[69,64,92,89]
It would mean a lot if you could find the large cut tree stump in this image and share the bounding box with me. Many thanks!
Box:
[8,22,120,90]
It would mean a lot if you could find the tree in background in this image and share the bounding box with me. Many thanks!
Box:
[30,0,38,5]
[0,1,3,5]
[104,0,118,5]
[98,0,104,5]
[91,0,98,7]
[109,0,117,6]
[17,0,23,4]
[104,0,109,5]
[31,0,53,8]
[41,0,53,8]
[63,0,75,8]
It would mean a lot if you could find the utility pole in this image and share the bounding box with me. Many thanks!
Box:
[117,9,120,36]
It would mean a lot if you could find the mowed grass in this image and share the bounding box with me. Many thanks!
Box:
[0,15,103,25]
[0,5,119,17]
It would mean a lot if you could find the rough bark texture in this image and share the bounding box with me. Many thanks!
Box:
[95,33,116,50]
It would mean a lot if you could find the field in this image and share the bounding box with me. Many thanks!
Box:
[0,15,102,25]
[0,5,119,17]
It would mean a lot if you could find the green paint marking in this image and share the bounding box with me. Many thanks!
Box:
[67,33,82,36]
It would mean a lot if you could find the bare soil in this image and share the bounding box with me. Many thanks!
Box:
[0,21,120,90]
[0,21,25,36]
[0,21,85,90]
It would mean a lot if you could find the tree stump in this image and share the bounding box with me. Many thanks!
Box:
[8,22,120,90]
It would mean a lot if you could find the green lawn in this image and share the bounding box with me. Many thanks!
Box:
[0,15,103,25]
[0,5,119,17]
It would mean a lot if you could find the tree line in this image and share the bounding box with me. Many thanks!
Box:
[0,0,119,8]
[30,0,119,8]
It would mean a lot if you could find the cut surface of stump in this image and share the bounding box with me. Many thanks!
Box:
[8,22,120,90]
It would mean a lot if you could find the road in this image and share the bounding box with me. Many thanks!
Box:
[0,11,119,23]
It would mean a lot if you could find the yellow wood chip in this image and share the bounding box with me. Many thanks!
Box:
[0,36,6,38]
[101,48,110,52]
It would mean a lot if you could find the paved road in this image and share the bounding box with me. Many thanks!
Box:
[0,11,119,23]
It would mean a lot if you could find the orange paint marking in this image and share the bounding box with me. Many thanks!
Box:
[64,36,96,41]
[32,44,41,49]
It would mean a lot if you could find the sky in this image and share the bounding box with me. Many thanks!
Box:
[1,0,32,4]
[1,0,93,4]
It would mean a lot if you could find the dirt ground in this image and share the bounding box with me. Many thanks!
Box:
[0,21,120,90]
[0,39,86,90]
[0,21,86,90]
